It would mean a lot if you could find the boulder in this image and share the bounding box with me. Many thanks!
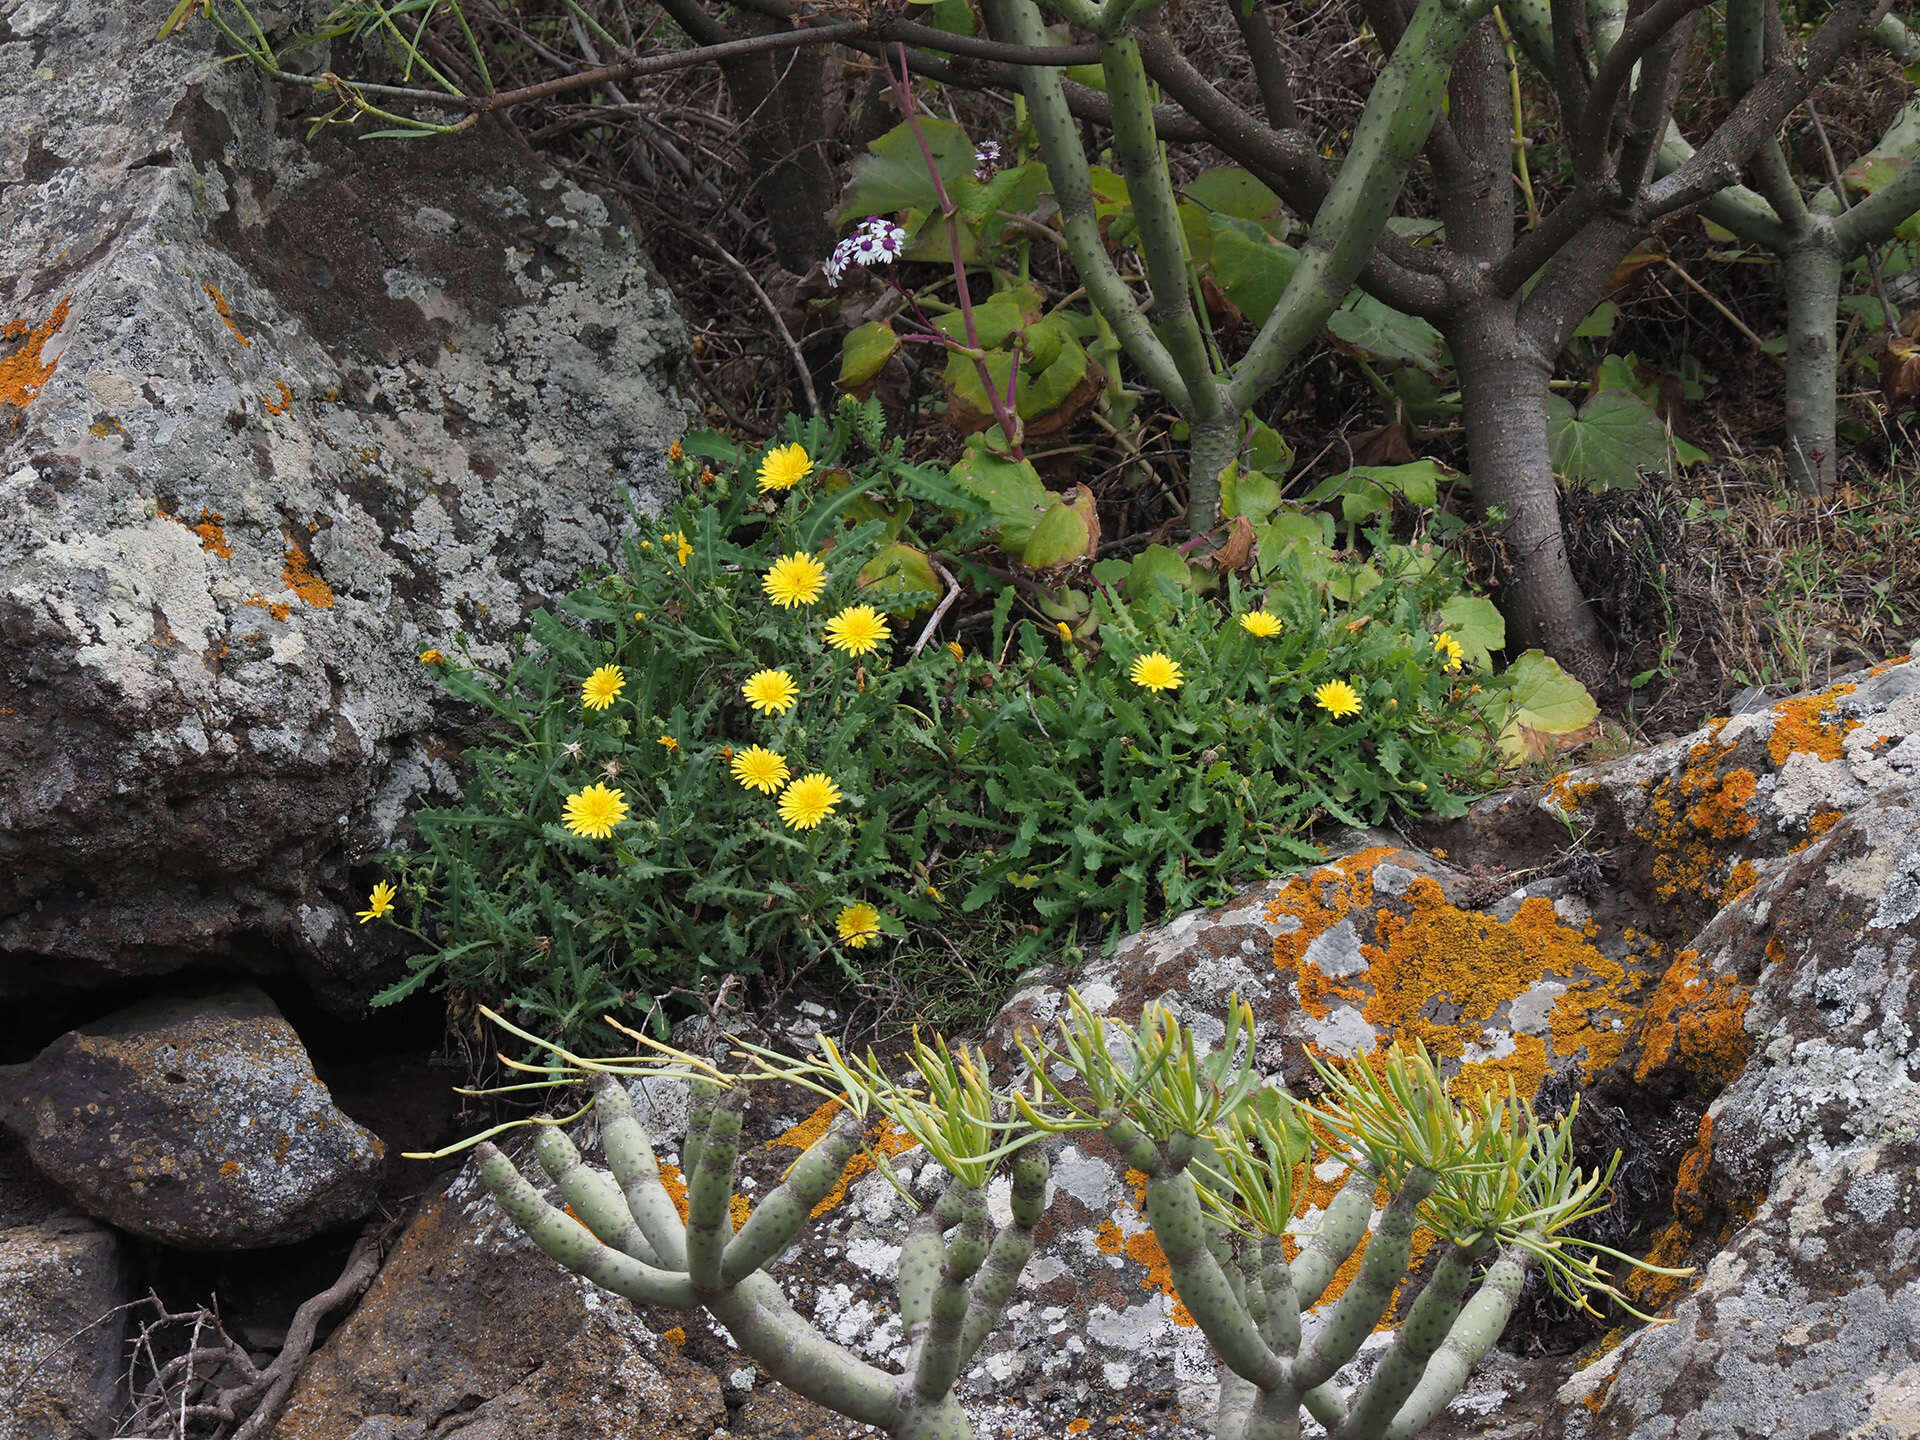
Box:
[0,987,384,1248]
[0,1214,132,1440]
[0,0,688,1014]
[273,1152,727,1440]
[1542,780,1920,1439]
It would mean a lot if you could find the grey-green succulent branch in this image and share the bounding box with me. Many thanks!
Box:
[449,998,1686,1440]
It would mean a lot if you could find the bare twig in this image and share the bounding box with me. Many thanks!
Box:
[699,237,822,419]
[912,561,964,655]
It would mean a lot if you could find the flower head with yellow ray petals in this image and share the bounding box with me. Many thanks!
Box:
[1130,651,1184,693]
[1239,610,1282,638]
[777,772,843,830]
[1314,679,1363,719]
[763,551,827,609]
[824,604,889,657]
[730,745,790,794]
[562,782,629,839]
[757,442,813,493]
[741,669,799,716]
[835,903,882,949]
[582,664,625,711]
[357,881,397,924]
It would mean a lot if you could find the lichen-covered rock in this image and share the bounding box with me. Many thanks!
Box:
[273,1155,727,1440]
[0,1215,132,1440]
[1450,648,1920,944]
[0,987,383,1248]
[0,0,687,1012]
[1541,781,1920,1439]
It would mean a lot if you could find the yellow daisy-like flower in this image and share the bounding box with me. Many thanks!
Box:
[1314,679,1363,719]
[947,641,964,661]
[356,881,397,924]
[730,744,790,794]
[1056,621,1074,644]
[777,772,843,830]
[835,902,882,949]
[657,735,679,753]
[764,551,827,609]
[582,664,625,711]
[562,782,629,839]
[757,442,814,493]
[418,648,445,665]
[633,611,646,623]
[741,669,799,716]
[824,604,889,657]
[1239,611,1282,638]
[1130,651,1184,693]
[1432,633,1465,672]
[666,531,693,567]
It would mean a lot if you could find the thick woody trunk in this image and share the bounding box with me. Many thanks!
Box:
[1449,302,1608,681]
[1781,219,1844,498]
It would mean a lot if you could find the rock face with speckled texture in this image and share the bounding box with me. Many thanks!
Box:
[0,1214,131,1440]
[0,0,688,1013]
[1542,780,1920,1440]
[0,987,384,1248]
[273,1151,727,1440]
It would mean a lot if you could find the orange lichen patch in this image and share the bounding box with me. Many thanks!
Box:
[773,1098,843,1151]
[1789,808,1845,854]
[1544,773,1600,813]
[1638,737,1761,903]
[1867,654,1913,676]
[1,298,72,407]
[187,508,233,559]
[1764,935,1787,967]
[1068,1420,1093,1435]
[656,1162,691,1223]
[1621,1221,1695,1310]
[1267,846,1400,971]
[729,1193,754,1231]
[661,1326,687,1347]
[244,593,293,622]
[202,283,252,348]
[281,535,335,609]
[1094,1217,1196,1327]
[90,416,126,439]
[1722,860,1760,904]
[263,381,293,415]
[1767,684,1859,765]
[1633,950,1753,1085]
[1672,1114,1715,1226]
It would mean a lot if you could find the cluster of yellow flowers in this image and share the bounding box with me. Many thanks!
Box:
[551,445,886,953]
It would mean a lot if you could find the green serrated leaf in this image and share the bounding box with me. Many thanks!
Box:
[835,118,974,225]
[1548,390,1669,490]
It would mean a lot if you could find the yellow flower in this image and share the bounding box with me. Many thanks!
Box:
[836,902,882,949]
[356,881,396,924]
[824,604,889,657]
[731,744,790,793]
[657,735,679,753]
[757,442,813,493]
[562,782,629,839]
[777,772,843,830]
[1130,651,1183,693]
[582,664,625,711]
[741,669,799,716]
[1056,621,1074,644]
[1432,633,1465,672]
[633,611,645,623]
[763,551,827,609]
[947,641,964,661]
[666,531,693,567]
[1239,611,1282,638]
[1314,679,1363,719]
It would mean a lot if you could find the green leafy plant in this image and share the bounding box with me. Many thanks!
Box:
[451,996,1684,1440]
[370,405,1517,1042]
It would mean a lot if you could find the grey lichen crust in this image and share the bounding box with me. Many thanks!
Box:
[0,0,688,1004]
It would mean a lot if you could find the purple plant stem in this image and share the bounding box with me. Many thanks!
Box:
[889,43,1024,457]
